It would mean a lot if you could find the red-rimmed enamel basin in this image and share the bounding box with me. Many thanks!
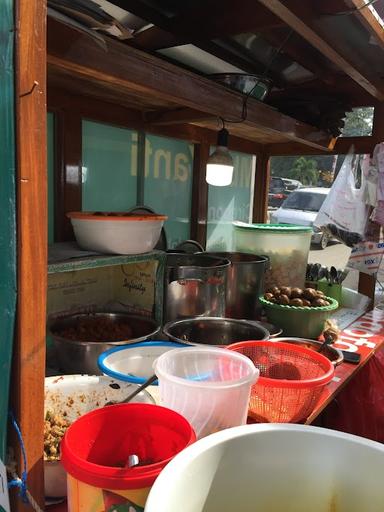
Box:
[67,211,167,254]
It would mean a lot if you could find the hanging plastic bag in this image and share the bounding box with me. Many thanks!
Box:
[314,152,370,247]
[347,240,384,275]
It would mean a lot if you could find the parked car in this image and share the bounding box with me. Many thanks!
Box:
[281,178,303,191]
[268,177,288,208]
[269,187,331,249]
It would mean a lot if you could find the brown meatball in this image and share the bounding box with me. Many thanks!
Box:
[290,287,303,298]
[280,287,292,298]
[312,298,328,307]
[289,298,304,307]
[302,299,312,307]
[277,294,290,305]
[303,288,318,301]
[264,292,274,301]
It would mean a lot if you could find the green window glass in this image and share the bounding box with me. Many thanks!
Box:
[82,120,137,211]
[207,151,255,251]
[144,134,193,249]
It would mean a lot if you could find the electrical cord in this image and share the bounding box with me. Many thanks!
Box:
[321,0,379,17]
[219,28,294,125]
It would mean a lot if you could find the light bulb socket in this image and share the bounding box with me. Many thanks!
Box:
[217,128,229,147]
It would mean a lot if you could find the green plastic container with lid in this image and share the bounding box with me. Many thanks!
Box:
[233,222,312,290]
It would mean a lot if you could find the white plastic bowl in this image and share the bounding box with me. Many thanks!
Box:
[97,341,189,385]
[67,211,167,254]
[44,374,155,498]
[145,424,384,512]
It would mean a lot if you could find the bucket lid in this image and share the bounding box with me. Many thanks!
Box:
[233,221,312,233]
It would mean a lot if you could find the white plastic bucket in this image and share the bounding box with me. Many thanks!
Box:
[153,347,259,439]
[145,424,384,512]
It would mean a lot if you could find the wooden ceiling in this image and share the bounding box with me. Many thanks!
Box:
[47,0,384,152]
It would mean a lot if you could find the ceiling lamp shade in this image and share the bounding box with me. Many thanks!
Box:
[206,128,234,186]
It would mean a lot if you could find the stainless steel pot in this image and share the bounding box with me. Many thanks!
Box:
[163,253,231,322]
[205,252,269,319]
[272,337,344,366]
[163,316,269,346]
[48,312,160,375]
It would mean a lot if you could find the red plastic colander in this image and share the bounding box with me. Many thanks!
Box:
[227,340,334,423]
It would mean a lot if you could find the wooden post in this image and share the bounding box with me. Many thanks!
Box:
[10,0,47,509]
[252,152,270,223]
[190,143,209,247]
[358,103,384,304]
[55,110,82,241]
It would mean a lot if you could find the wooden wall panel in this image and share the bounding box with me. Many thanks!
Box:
[54,111,82,241]
[252,153,270,223]
[191,144,210,247]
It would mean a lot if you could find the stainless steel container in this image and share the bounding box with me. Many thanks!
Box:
[205,252,269,319]
[272,337,344,367]
[48,312,160,375]
[163,253,231,322]
[163,316,269,346]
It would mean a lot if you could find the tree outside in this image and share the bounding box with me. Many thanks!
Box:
[270,106,375,185]
[290,156,318,186]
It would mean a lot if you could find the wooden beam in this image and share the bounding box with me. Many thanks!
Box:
[348,0,384,51]
[265,136,375,155]
[11,0,47,510]
[48,88,262,153]
[257,0,384,100]
[144,108,215,126]
[47,19,333,150]
[252,153,270,223]
[190,143,210,247]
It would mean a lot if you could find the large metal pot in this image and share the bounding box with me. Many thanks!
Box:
[163,253,231,322]
[48,312,160,375]
[163,316,269,346]
[205,252,269,320]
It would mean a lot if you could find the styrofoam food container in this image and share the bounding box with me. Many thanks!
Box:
[67,211,167,254]
[145,423,384,512]
[98,341,189,385]
[44,374,155,498]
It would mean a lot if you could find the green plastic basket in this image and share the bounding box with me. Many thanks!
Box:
[259,296,339,339]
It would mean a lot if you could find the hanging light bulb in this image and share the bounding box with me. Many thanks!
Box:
[206,127,234,186]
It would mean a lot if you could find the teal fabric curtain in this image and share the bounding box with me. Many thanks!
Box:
[0,0,17,460]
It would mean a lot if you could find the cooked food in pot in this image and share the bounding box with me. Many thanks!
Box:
[44,410,70,461]
[52,315,133,342]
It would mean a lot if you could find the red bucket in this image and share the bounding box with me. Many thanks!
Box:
[61,403,195,511]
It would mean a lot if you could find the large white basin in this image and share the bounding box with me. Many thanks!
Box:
[145,424,384,512]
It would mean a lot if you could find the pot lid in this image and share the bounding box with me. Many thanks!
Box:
[233,221,312,233]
